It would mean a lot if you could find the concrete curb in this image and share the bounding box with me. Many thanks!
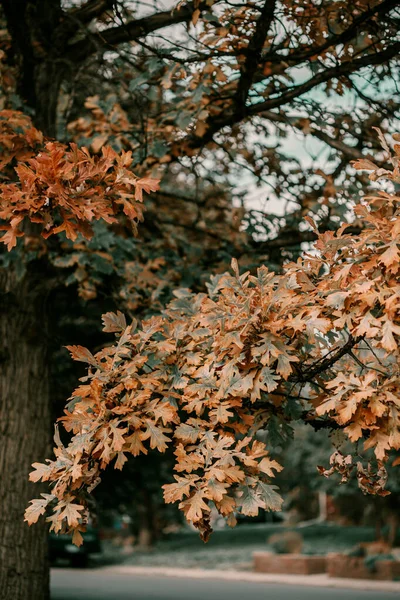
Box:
[105,565,400,593]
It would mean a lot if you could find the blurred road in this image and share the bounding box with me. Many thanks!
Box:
[51,568,396,600]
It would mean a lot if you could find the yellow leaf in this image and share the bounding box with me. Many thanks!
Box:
[125,431,148,456]
[381,318,400,351]
[29,462,53,482]
[72,529,84,547]
[24,494,54,525]
[259,456,283,476]
[180,490,209,522]
[58,502,85,528]
[192,8,200,25]
[163,474,199,503]
[379,242,400,268]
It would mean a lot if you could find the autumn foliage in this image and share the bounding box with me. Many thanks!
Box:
[17,127,400,544]
[0,4,399,600]
[0,110,159,251]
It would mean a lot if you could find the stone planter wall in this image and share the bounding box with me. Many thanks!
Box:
[253,552,326,575]
[327,553,400,581]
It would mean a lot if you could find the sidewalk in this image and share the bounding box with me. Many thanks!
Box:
[108,565,400,593]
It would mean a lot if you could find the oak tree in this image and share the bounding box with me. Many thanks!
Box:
[0,2,399,599]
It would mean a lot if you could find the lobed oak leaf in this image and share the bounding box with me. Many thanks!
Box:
[109,422,128,452]
[364,430,392,460]
[58,502,85,528]
[65,345,98,367]
[205,478,229,502]
[134,177,160,202]
[46,511,63,535]
[305,310,331,339]
[238,485,263,517]
[163,474,199,503]
[70,460,83,482]
[180,490,210,522]
[29,462,54,483]
[354,312,381,338]
[174,444,203,473]
[175,421,204,443]
[337,396,361,424]
[72,529,84,547]
[209,402,234,424]
[1,227,23,251]
[246,440,268,459]
[381,317,400,351]
[141,420,171,452]
[125,431,148,457]
[368,397,387,418]
[344,421,364,442]
[150,400,177,425]
[256,482,283,512]
[98,442,112,466]
[276,354,298,379]
[216,494,236,516]
[115,452,128,470]
[102,311,127,333]
[250,366,279,402]
[217,463,245,483]
[258,456,283,477]
[379,242,400,269]
[24,494,54,525]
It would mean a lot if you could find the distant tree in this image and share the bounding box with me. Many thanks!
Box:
[275,423,400,537]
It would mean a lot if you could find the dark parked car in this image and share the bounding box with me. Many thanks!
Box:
[49,526,102,567]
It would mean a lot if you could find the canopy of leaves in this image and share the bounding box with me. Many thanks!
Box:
[25,132,400,544]
[0,0,399,551]
[2,0,400,257]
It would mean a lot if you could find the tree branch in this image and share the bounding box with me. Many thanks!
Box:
[247,41,400,116]
[67,1,211,62]
[185,40,400,150]
[255,110,365,160]
[235,0,276,114]
[68,0,115,25]
[290,335,364,384]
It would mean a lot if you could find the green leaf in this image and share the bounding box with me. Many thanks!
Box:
[239,485,263,517]
[257,482,284,512]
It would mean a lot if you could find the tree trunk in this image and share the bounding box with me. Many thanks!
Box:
[136,490,156,550]
[387,513,398,548]
[2,0,64,138]
[0,267,52,600]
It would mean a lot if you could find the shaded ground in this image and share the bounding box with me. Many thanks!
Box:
[120,523,380,571]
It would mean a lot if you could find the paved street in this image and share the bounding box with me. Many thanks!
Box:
[51,568,398,600]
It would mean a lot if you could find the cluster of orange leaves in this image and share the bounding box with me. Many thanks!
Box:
[23,129,400,545]
[0,110,159,251]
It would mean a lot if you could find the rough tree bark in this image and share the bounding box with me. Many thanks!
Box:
[0,3,67,598]
[2,0,65,137]
[0,266,52,600]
